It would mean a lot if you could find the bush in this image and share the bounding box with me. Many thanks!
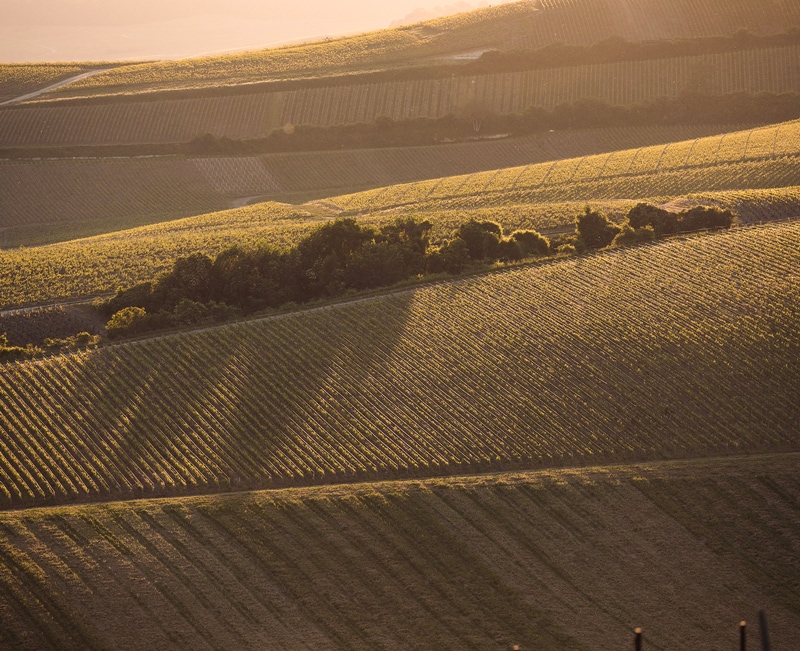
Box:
[576,206,621,249]
[681,206,734,231]
[510,229,550,256]
[106,307,148,339]
[626,203,734,235]
[437,238,471,274]
[456,220,503,261]
[627,203,678,236]
[612,224,656,247]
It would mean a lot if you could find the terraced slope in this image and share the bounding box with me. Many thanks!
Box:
[37,0,800,99]
[3,45,796,148]
[0,123,746,245]
[1,221,798,508]
[1,455,799,650]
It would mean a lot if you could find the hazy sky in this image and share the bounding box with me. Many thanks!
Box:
[1,0,519,62]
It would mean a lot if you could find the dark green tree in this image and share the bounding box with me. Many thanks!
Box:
[457,220,503,260]
[575,206,621,249]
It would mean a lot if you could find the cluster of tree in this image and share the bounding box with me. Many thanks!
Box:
[0,331,101,363]
[568,203,734,251]
[99,203,735,340]
[98,217,551,338]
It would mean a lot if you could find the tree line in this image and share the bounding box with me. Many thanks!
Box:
[98,205,733,339]
[185,91,800,155]
[4,91,797,160]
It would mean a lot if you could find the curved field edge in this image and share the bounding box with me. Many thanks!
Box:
[0,222,798,508]
[325,119,800,213]
[0,123,746,242]
[1,454,799,650]
[2,182,799,310]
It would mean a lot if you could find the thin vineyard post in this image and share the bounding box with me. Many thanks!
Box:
[634,627,643,651]
[759,610,771,651]
[740,620,746,651]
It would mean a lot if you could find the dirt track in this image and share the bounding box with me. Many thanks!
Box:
[0,68,109,107]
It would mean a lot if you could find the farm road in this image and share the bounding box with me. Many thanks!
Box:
[0,69,110,106]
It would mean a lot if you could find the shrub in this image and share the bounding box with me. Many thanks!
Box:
[510,229,550,256]
[106,307,148,339]
[456,220,503,261]
[575,206,621,249]
[612,224,656,247]
[627,203,679,236]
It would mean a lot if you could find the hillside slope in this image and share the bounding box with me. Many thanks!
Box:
[35,0,800,99]
[1,221,798,508]
[0,123,746,246]
[1,455,799,650]
[3,46,796,148]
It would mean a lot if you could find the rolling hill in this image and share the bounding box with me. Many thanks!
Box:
[1,454,799,650]
[2,45,796,149]
[1,117,799,308]
[1,220,798,508]
[30,0,800,99]
[0,123,750,247]
[2,3,799,649]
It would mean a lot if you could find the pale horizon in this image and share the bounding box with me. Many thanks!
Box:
[1,0,519,63]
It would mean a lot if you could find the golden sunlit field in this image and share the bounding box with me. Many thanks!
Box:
[1,0,799,648]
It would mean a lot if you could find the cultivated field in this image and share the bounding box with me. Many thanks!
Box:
[329,120,800,212]
[1,221,798,508]
[2,4,799,648]
[3,177,799,310]
[0,64,99,105]
[2,46,796,148]
[1,454,798,650]
[33,0,800,99]
[0,123,748,246]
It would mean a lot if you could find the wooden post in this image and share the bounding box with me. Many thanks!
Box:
[759,610,771,651]
[740,620,746,651]
[634,627,643,651]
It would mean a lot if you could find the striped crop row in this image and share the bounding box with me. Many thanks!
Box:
[2,46,797,148]
[2,178,799,310]
[0,454,798,649]
[0,123,743,241]
[513,0,800,49]
[330,120,800,212]
[0,221,798,508]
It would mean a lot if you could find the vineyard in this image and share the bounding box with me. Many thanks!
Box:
[29,0,800,100]
[2,3,799,649]
[514,0,800,48]
[36,3,535,98]
[2,45,797,149]
[0,123,745,245]
[3,176,799,310]
[1,454,798,650]
[0,202,323,308]
[0,64,99,105]
[328,120,800,213]
[0,221,798,508]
